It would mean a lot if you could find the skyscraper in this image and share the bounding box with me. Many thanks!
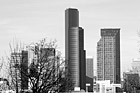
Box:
[97,28,120,84]
[65,8,86,90]
[21,51,28,90]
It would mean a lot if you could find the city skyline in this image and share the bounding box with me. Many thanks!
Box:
[0,0,140,76]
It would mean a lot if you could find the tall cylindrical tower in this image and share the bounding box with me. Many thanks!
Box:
[69,27,80,87]
[65,8,86,90]
[65,8,79,88]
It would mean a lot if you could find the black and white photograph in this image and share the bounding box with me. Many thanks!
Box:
[0,0,140,93]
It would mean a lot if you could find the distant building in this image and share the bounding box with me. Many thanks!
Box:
[86,58,93,92]
[97,28,120,84]
[123,72,140,92]
[95,80,121,93]
[40,48,56,70]
[11,50,28,92]
[65,8,86,90]
[11,52,22,92]
[40,48,55,57]
[40,48,59,78]
[131,58,140,75]
[21,51,28,90]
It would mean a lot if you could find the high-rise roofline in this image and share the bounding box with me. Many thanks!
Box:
[66,8,78,10]
[101,28,120,30]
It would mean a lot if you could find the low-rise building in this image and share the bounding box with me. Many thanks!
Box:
[95,80,122,93]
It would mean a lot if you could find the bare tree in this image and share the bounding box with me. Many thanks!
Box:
[7,38,72,93]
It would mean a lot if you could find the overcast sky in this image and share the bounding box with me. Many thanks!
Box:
[0,0,140,77]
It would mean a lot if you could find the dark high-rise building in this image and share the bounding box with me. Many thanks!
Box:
[79,27,86,90]
[97,28,120,84]
[21,51,28,90]
[65,8,86,90]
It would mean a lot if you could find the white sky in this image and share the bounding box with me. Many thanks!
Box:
[0,0,140,77]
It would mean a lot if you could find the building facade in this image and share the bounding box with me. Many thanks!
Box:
[123,72,140,92]
[40,48,59,79]
[131,58,140,75]
[21,51,28,90]
[65,8,86,90]
[11,50,28,92]
[97,28,120,84]
[95,80,122,93]
[86,58,93,92]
